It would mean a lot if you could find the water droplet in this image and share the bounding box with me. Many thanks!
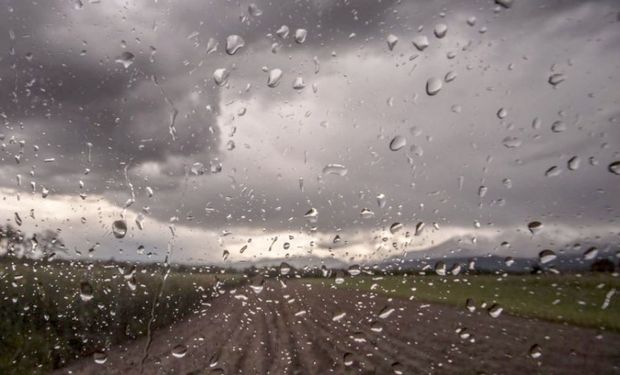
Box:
[412,35,429,51]
[504,257,515,267]
[478,185,488,198]
[115,51,135,68]
[583,246,598,260]
[213,68,229,86]
[206,38,218,54]
[112,220,127,238]
[389,136,407,151]
[276,25,289,39]
[466,16,477,26]
[488,303,503,318]
[225,35,245,55]
[551,120,567,133]
[267,69,283,87]
[322,164,348,176]
[545,166,561,177]
[332,312,346,322]
[304,208,318,223]
[80,281,94,302]
[539,249,557,264]
[378,306,396,319]
[343,352,354,366]
[280,262,291,276]
[390,222,403,234]
[392,362,405,374]
[567,156,580,171]
[608,161,620,175]
[377,193,386,208]
[171,344,188,358]
[293,76,305,90]
[93,352,107,365]
[444,71,457,82]
[248,3,262,16]
[502,136,522,148]
[294,29,307,44]
[529,344,542,359]
[426,78,442,96]
[434,23,448,38]
[548,73,565,87]
[495,0,513,9]
[497,107,508,119]
[348,265,361,276]
[415,221,425,236]
[386,34,398,50]
[435,261,447,276]
[360,208,375,219]
[527,221,542,235]
[465,298,476,312]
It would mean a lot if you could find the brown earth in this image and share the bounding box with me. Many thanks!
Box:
[53,280,620,375]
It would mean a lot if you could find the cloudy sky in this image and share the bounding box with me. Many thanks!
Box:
[0,0,619,266]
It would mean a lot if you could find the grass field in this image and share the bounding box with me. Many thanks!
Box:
[311,273,620,332]
[0,258,242,375]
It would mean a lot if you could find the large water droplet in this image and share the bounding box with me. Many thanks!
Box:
[412,35,429,51]
[502,136,521,148]
[225,35,245,55]
[488,303,503,318]
[426,78,442,96]
[276,25,289,39]
[80,281,94,302]
[115,51,135,68]
[551,120,567,133]
[389,222,403,234]
[293,76,305,90]
[386,34,398,50]
[112,220,127,239]
[583,246,598,261]
[213,68,229,86]
[539,249,557,264]
[93,352,107,365]
[267,69,283,87]
[294,29,307,43]
[567,156,580,171]
[389,136,407,151]
[608,161,620,175]
[548,73,565,87]
[322,164,348,176]
[171,344,188,358]
[434,261,447,276]
[529,344,542,359]
[434,23,448,38]
[527,221,542,235]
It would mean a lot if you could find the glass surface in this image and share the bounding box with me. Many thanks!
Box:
[0,0,619,374]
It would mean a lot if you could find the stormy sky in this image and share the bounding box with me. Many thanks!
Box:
[0,0,619,266]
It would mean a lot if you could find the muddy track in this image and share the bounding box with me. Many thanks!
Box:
[53,280,620,375]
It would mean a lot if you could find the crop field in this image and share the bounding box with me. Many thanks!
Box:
[0,258,241,374]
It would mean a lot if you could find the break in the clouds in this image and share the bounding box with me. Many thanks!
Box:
[0,0,619,265]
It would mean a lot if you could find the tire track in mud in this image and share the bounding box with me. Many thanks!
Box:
[54,280,620,375]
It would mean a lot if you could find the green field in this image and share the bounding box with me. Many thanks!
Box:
[312,273,620,332]
[0,259,242,375]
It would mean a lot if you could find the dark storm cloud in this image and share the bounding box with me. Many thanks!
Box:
[0,0,619,264]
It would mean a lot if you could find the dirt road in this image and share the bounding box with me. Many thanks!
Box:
[54,280,620,374]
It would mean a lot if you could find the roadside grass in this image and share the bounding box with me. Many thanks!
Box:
[309,273,620,332]
[0,259,242,374]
